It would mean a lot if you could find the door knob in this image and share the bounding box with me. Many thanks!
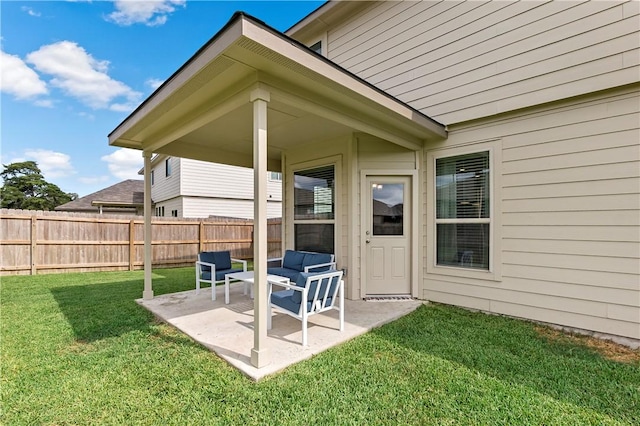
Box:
[365,239,370,244]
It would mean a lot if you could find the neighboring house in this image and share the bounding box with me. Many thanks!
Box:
[55,179,144,215]
[144,154,282,219]
[110,0,640,361]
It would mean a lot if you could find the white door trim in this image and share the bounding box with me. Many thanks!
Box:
[360,169,418,299]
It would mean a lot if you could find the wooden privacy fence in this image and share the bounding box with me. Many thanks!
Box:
[0,209,282,276]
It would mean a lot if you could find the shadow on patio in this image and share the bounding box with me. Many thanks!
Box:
[137,282,422,380]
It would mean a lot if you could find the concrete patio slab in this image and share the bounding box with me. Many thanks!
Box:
[137,283,422,381]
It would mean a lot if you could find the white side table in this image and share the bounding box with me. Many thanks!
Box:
[223,271,290,304]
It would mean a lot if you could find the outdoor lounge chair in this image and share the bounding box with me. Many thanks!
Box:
[267,249,336,282]
[195,250,247,297]
[268,270,344,346]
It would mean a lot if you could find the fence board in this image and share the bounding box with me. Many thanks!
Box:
[0,209,282,275]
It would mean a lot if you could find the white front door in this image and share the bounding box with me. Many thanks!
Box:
[364,176,411,295]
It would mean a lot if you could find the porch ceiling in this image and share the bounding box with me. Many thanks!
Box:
[109,12,446,170]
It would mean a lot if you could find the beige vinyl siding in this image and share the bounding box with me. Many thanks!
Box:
[151,157,180,203]
[181,197,281,220]
[180,159,282,202]
[357,133,418,170]
[326,0,639,125]
[423,85,640,340]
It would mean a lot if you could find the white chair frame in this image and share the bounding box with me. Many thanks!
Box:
[195,254,247,298]
[267,270,344,346]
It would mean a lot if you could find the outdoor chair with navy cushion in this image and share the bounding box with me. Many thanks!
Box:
[267,270,344,346]
[267,249,336,282]
[195,251,246,298]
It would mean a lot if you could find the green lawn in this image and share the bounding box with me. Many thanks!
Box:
[2,268,638,425]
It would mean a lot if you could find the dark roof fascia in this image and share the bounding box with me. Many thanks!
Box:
[110,10,444,139]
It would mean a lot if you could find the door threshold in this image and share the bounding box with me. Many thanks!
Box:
[364,295,414,302]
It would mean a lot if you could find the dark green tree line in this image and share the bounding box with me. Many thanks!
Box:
[1,161,77,210]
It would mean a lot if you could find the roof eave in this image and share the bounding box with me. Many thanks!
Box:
[91,201,145,207]
[109,12,446,151]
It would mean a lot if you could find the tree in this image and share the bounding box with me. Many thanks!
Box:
[0,161,75,210]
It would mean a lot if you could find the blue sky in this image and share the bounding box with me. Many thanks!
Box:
[1,0,323,196]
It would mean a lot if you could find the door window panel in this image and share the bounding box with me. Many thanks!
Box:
[372,183,404,236]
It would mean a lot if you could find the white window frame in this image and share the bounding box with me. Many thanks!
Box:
[268,171,282,182]
[307,32,327,57]
[165,158,172,177]
[426,141,502,281]
[289,155,341,255]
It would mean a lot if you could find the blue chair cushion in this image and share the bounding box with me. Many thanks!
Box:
[199,251,232,271]
[199,251,215,267]
[270,289,300,314]
[213,251,232,270]
[291,272,309,304]
[290,272,339,304]
[215,268,243,281]
[271,289,333,314]
[302,252,332,271]
[201,267,243,282]
[267,267,300,282]
[282,250,305,271]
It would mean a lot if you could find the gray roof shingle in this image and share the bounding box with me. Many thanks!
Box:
[55,179,144,213]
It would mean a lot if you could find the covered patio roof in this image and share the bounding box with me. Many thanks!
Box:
[108,12,446,168]
[108,11,446,370]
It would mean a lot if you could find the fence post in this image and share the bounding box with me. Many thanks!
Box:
[199,221,204,253]
[129,220,135,271]
[30,215,37,275]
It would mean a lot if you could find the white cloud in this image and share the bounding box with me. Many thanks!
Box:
[0,50,48,99]
[107,0,186,26]
[35,99,54,108]
[21,6,41,17]
[78,111,96,120]
[146,78,164,90]
[26,41,142,111]
[23,149,76,179]
[109,102,137,112]
[101,148,143,180]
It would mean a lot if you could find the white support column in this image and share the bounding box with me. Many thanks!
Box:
[142,151,154,300]
[250,86,270,368]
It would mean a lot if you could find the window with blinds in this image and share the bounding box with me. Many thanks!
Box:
[293,165,335,254]
[435,151,490,270]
